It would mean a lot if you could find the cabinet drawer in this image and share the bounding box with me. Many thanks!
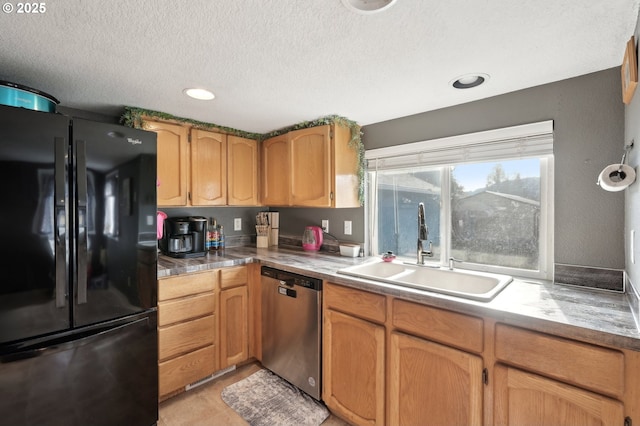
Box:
[392,299,483,353]
[159,315,215,361]
[220,266,247,289]
[158,293,216,327]
[325,283,386,324]
[159,344,216,397]
[158,270,218,301]
[495,324,625,398]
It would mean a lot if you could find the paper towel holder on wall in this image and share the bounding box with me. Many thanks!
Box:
[597,141,636,191]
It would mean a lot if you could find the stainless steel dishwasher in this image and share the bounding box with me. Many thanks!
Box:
[261,266,322,400]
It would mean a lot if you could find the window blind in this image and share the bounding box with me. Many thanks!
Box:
[365,120,553,170]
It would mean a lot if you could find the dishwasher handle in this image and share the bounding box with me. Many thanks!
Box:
[277,286,297,298]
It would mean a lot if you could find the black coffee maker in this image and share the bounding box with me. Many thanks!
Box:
[160,216,207,258]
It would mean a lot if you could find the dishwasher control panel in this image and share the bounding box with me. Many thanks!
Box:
[261,266,322,291]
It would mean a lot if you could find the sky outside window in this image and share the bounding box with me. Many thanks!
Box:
[452,158,540,192]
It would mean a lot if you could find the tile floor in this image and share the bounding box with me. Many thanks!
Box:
[158,362,350,425]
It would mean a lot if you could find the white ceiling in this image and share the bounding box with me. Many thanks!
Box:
[1,0,639,134]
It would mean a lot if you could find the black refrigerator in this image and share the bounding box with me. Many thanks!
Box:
[0,104,158,425]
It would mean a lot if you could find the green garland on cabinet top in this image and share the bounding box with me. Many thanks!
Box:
[120,106,365,205]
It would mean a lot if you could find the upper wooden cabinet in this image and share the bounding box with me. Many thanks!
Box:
[191,129,227,206]
[261,124,359,207]
[227,135,259,206]
[290,125,332,206]
[145,120,259,206]
[145,121,189,206]
[261,133,290,206]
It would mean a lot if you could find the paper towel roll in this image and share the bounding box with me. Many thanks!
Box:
[597,164,636,192]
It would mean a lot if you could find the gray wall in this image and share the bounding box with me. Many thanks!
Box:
[160,206,265,238]
[275,207,364,243]
[625,16,640,291]
[169,67,626,271]
[363,68,625,270]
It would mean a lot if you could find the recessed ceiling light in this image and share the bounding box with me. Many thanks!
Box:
[341,0,398,14]
[183,88,215,100]
[451,73,490,89]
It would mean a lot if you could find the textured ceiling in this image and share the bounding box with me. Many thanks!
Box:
[0,0,639,133]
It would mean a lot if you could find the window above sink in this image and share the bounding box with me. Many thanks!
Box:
[365,121,554,280]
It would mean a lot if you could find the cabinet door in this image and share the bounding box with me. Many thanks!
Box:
[191,129,227,205]
[323,309,385,426]
[158,315,216,361]
[290,125,332,206]
[158,270,218,302]
[493,365,624,426]
[261,134,290,205]
[145,121,189,206]
[219,285,248,369]
[389,332,483,426]
[159,345,216,399]
[332,123,360,208]
[227,135,259,205]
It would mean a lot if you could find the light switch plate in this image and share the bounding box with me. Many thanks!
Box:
[234,218,242,231]
[344,220,352,235]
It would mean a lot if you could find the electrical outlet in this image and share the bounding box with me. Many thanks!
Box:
[322,220,329,233]
[234,218,242,231]
[344,220,352,235]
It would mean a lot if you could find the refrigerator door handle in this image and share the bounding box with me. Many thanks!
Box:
[1,314,152,362]
[54,137,67,308]
[76,140,88,305]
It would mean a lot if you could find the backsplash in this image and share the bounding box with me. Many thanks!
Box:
[279,233,362,255]
[627,277,640,330]
[224,234,254,248]
[554,263,624,292]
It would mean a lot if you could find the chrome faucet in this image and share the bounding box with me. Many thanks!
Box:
[417,202,433,264]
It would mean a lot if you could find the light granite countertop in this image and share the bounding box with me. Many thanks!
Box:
[158,246,640,351]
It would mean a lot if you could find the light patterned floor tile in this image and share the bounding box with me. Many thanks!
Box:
[159,362,349,426]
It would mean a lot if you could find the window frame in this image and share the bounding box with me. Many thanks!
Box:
[365,122,554,280]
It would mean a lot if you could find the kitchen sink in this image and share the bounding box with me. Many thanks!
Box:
[337,259,512,301]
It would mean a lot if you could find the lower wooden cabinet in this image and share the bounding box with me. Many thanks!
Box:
[157,270,218,400]
[492,324,628,425]
[158,315,215,361]
[157,266,251,401]
[323,308,385,426]
[389,332,483,426]
[323,282,640,425]
[219,266,249,370]
[220,285,248,369]
[494,324,625,399]
[159,345,216,398]
[493,365,624,426]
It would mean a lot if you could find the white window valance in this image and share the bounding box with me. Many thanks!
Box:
[365,120,554,170]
